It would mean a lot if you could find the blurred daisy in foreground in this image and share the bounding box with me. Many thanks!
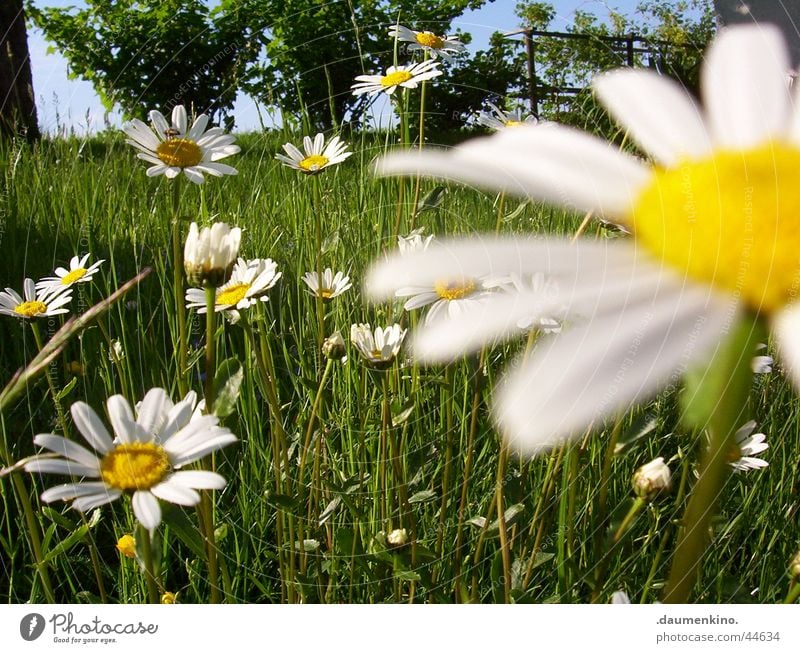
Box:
[368,25,800,455]
[36,254,104,293]
[122,104,239,184]
[752,344,773,374]
[484,272,564,334]
[350,323,407,369]
[397,228,434,256]
[186,258,281,313]
[0,278,72,320]
[351,60,442,97]
[729,421,769,472]
[302,268,352,301]
[475,102,538,131]
[25,388,236,531]
[388,24,465,63]
[276,133,352,174]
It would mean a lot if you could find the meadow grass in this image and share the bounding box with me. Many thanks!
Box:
[0,128,798,604]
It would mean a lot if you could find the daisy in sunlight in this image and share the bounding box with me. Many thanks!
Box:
[388,24,465,63]
[367,25,800,455]
[351,60,442,97]
[186,257,281,313]
[25,388,236,531]
[302,268,352,301]
[36,254,104,293]
[122,105,239,184]
[276,133,351,174]
[0,279,72,320]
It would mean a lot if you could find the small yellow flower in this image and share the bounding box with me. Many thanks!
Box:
[116,534,136,559]
[160,591,178,604]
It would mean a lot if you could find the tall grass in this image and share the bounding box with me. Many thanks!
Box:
[0,128,797,604]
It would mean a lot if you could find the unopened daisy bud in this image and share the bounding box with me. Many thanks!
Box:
[160,591,177,604]
[116,534,136,559]
[387,528,408,547]
[322,331,346,361]
[183,221,242,287]
[632,457,672,500]
[790,551,800,581]
[108,339,124,362]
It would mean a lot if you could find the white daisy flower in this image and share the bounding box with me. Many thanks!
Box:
[632,457,672,499]
[186,257,281,313]
[388,24,466,63]
[367,25,800,455]
[397,228,434,256]
[350,323,407,369]
[36,254,104,293]
[184,221,242,287]
[395,275,492,325]
[276,133,352,174]
[611,591,631,604]
[752,344,773,373]
[24,388,236,531]
[351,60,442,97]
[0,278,72,320]
[122,105,239,185]
[729,420,769,472]
[302,268,352,301]
[475,102,538,131]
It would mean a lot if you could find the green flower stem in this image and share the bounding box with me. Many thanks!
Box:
[11,471,56,602]
[137,524,159,604]
[199,285,221,603]
[494,443,512,603]
[493,192,507,234]
[664,315,759,603]
[29,321,69,438]
[435,365,456,558]
[310,175,325,352]
[409,53,429,228]
[785,581,800,604]
[392,92,409,238]
[171,181,189,397]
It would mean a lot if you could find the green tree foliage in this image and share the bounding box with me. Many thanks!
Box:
[26,0,265,124]
[513,0,715,130]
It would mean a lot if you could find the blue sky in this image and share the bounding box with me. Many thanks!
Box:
[27,0,672,133]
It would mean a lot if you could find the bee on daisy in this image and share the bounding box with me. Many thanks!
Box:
[388,24,466,63]
[276,133,352,174]
[36,254,104,293]
[25,388,236,531]
[186,257,281,314]
[0,278,72,320]
[122,105,239,184]
[351,60,442,97]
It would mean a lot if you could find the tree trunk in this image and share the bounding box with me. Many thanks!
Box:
[0,0,40,141]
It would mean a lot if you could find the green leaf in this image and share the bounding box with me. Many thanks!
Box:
[161,504,207,561]
[487,503,525,533]
[614,413,658,455]
[321,229,340,254]
[503,201,529,223]
[56,376,78,401]
[391,401,415,427]
[415,186,445,214]
[213,358,243,418]
[42,509,101,565]
[394,569,421,582]
[408,489,437,504]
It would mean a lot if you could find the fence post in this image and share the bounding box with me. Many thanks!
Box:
[524,30,539,116]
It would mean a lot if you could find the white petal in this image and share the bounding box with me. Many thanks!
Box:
[167,470,227,490]
[107,395,147,443]
[172,105,188,134]
[150,480,200,506]
[184,168,205,184]
[72,491,122,512]
[702,24,791,148]
[132,491,162,530]
[594,69,712,164]
[187,113,209,141]
[772,303,800,388]
[136,388,171,436]
[25,459,100,477]
[32,434,99,468]
[149,111,169,138]
[494,285,738,455]
[70,402,113,453]
[40,482,112,502]
[167,433,238,467]
[376,124,649,220]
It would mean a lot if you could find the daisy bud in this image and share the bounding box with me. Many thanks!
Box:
[116,534,136,559]
[790,551,800,581]
[322,331,346,361]
[632,457,672,500]
[184,221,242,287]
[160,591,178,604]
[387,528,408,547]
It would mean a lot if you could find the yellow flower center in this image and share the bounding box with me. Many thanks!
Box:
[632,142,800,314]
[61,267,87,285]
[100,442,170,491]
[434,279,477,301]
[299,154,329,172]
[504,120,522,127]
[320,288,335,299]
[381,70,413,87]
[155,138,203,168]
[216,283,250,306]
[14,300,47,317]
[415,32,444,49]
